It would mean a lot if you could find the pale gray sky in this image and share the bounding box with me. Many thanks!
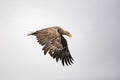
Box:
[0,0,120,80]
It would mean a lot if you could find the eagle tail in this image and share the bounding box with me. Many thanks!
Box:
[27,32,36,36]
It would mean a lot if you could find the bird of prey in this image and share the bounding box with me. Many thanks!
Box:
[28,26,74,66]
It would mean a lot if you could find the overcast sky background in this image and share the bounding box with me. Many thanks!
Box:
[0,0,120,80]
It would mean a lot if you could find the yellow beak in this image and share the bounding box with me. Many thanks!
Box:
[68,33,72,38]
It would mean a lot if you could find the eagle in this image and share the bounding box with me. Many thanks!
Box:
[28,26,74,66]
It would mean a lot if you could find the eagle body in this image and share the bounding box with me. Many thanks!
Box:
[28,26,74,66]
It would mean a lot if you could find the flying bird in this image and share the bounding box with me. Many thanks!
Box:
[28,26,74,66]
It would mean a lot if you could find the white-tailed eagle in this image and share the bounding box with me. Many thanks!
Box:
[28,26,74,66]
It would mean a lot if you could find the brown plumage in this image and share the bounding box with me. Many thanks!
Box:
[28,26,74,66]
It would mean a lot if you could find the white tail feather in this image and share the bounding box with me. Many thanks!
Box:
[27,32,35,36]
